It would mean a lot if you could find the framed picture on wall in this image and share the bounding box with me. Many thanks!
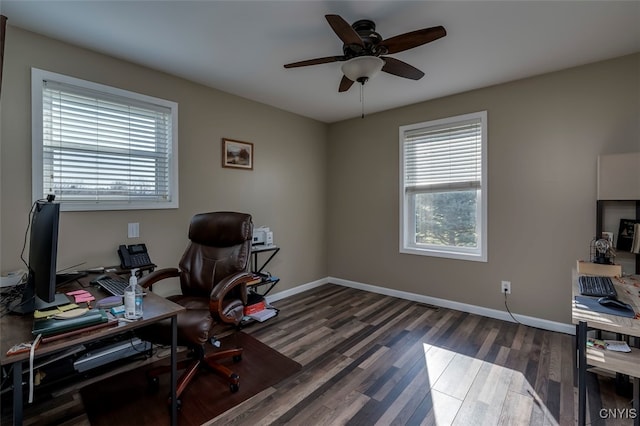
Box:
[222,138,253,170]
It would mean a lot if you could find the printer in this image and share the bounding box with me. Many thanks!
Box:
[252,227,273,246]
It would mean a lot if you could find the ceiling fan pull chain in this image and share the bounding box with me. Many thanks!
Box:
[360,83,365,119]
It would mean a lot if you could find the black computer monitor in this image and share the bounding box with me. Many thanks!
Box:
[10,201,69,314]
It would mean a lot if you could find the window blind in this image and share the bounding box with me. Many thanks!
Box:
[404,118,482,193]
[41,80,173,205]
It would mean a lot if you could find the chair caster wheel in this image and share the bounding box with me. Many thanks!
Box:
[167,397,182,411]
[230,383,239,393]
[233,354,242,362]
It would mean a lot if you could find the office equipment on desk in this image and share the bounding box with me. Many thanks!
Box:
[32,309,108,337]
[73,337,151,373]
[9,200,71,315]
[117,243,153,269]
[252,226,273,246]
[90,275,131,297]
[577,275,617,297]
[574,295,635,318]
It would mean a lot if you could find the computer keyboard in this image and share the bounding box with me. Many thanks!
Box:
[95,277,129,297]
[578,275,617,297]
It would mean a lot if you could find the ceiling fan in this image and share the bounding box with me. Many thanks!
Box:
[284,14,446,93]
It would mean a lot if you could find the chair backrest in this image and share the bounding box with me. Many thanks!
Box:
[178,211,253,297]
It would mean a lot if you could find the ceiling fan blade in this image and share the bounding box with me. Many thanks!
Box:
[325,14,364,47]
[381,57,425,80]
[284,56,344,68]
[381,26,446,54]
[339,75,354,92]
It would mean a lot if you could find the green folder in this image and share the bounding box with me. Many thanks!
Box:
[32,309,108,337]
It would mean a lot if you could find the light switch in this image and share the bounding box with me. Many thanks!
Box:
[128,222,140,238]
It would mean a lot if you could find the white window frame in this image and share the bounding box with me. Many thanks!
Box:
[31,68,179,211]
[399,111,488,262]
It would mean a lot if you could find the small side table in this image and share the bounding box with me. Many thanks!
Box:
[249,245,280,297]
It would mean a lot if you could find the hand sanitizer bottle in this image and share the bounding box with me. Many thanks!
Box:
[124,269,142,320]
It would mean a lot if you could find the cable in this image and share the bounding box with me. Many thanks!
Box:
[504,291,521,325]
[19,200,44,270]
[28,334,42,403]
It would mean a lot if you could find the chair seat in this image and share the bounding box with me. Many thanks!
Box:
[138,294,244,346]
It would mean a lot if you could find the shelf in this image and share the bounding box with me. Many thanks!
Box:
[596,199,640,275]
[586,346,640,379]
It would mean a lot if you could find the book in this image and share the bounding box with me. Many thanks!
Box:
[32,309,108,337]
[616,219,640,252]
[586,338,631,352]
[246,275,262,286]
[244,300,266,315]
[247,308,277,322]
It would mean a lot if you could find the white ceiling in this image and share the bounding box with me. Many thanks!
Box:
[2,1,639,123]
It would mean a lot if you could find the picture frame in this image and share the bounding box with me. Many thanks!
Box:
[222,138,253,170]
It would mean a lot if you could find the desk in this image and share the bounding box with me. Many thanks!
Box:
[572,271,640,426]
[0,276,184,426]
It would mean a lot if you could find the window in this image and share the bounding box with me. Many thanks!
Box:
[32,68,179,211]
[399,111,487,262]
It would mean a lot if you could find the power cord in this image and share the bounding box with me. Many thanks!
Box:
[504,290,521,325]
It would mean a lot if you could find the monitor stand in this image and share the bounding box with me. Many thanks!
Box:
[9,293,71,315]
[35,293,71,310]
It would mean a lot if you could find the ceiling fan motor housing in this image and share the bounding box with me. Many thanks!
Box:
[344,19,386,58]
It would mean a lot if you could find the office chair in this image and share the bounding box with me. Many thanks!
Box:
[136,211,253,404]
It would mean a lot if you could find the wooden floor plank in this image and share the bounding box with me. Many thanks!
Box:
[7,283,636,426]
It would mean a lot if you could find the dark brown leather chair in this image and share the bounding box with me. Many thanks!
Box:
[137,211,253,403]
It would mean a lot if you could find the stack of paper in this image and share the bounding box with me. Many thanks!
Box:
[247,308,277,322]
[604,340,631,352]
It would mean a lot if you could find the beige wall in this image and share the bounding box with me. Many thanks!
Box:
[2,24,638,325]
[327,53,640,324]
[1,26,328,296]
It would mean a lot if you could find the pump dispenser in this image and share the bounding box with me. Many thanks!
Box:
[124,268,143,319]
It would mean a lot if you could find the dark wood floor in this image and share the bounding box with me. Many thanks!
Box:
[5,283,636,425]
[212,284,634,426]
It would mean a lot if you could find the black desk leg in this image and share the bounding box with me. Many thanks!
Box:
[13,361,22,426]
[577,321,587,426]
[634,377,639,426]
[170,315,177,426]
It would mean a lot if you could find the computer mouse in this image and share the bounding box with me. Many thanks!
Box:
[597,296,633,311]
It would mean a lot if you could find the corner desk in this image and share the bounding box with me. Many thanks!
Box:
[0,275,184,426]
[572,270,640,426]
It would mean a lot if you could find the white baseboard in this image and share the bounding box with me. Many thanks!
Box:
[265,276,575,335]
[265,277,328,304]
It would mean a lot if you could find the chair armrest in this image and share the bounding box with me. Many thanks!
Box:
[209,272,253,320]
[137,268,180,289]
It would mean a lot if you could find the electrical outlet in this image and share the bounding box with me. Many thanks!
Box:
[501,280,511,294]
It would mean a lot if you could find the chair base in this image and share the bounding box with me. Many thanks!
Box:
[147,346,243,403]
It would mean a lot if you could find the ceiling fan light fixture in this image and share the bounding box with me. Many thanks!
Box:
[341,56,384,83]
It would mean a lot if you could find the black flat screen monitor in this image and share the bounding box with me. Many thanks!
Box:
[10,201,69,314]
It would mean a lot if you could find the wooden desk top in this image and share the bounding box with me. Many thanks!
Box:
[1,275,184,365]
[572,270,640,337]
